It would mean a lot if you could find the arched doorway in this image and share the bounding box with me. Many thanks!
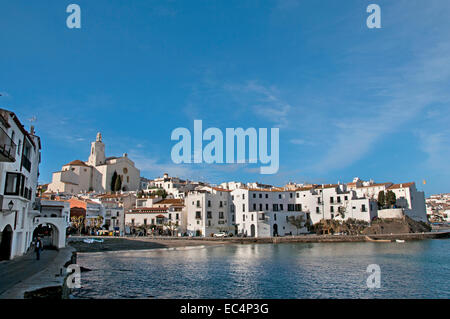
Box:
[250,224,256,237]
[273,223,278,237]
[33,224,60,250]
[0,225,13,261]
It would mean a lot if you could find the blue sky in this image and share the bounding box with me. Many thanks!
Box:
[1,0,449,195]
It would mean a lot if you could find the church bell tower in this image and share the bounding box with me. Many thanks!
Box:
[88,132,106,166]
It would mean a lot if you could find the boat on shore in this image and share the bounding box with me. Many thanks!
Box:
[364,236,391,243]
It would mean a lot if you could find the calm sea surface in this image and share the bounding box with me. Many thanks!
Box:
[72,239,449,299]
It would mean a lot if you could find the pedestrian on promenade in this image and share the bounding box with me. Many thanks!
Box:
[35,237,43,260]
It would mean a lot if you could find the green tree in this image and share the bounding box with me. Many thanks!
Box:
[154,189,167,199]
[288,215,305,235]
[111,171,118,191]
[114,175,122,192]
[377,190,386,209]
[386,190,397,208]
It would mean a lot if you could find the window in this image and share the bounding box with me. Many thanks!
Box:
[330,206,334,213]
[265,204,269,210]
[316,207,320,213]
[259,203,263,211]
[330,197,334,203]
[253,203,257,211]
[144,218,147,225]
[176,213,179,220]
[273,204,279,211]
[196,200,201,208]
[131,219,135,225]
[259,194,262,198]
[208,220,211,226]
[362,204,367,212]
[280,204,284,211]
[295,204,302,211]
[219,201,223,207]
[243,194,245,200]
[243,215,246,221]
[253,193,256,198]
[251,214,254,221]
[219,212,224,219]
[337,196,341,203]
[5,172,20,195]
[168,214,172,220]
[278,194,282,199]
[207,211,212,219]
[290,193,293,198]
[259,213,265,220]
[195,211,201,219]
[296,193,299,198]
[232,214,235,222]
[242,204,245,212]
[208,200,211,207]
[274,213,277,221]
[265,194,268,198]
[345,196,348,201]
[231,195,234,200]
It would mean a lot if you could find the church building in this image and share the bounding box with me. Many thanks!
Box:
[47,133,140,194]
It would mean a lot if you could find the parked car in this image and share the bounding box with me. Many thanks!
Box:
[213,232,228,238]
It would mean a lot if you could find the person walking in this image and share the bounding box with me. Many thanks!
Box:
[35,236,43,260]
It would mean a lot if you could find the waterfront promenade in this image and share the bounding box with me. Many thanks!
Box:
[0,247,74,299]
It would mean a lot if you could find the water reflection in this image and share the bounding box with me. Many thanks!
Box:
[72,240,450,299]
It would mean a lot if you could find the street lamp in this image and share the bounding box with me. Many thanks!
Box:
[8,200,14,211]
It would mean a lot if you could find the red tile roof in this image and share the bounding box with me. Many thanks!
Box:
[387,182,415,189]
[64,160,90,167]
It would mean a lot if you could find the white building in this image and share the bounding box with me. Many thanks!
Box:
[186,186,234,237]
[386,182,427,222]
[47,133,140,194]
[231,187,307,237]
[295,184,378,225]
[36,199,70,248]
[0,109,42,260]
[147,173,199,199]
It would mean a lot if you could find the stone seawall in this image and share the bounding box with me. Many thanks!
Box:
[140,231,450,244]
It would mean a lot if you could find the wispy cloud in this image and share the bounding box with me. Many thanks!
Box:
[224,81,293,128]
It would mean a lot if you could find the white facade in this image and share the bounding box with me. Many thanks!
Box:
[47,133,140,194]
[0,109,42,260]
[186,187,233,237]
[295,185,378,224]
[387,183,427,222]
[231,188,307,237]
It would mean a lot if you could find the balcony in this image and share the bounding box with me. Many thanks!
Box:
[0,127,16,162]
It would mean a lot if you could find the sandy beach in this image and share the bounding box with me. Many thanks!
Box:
[68,236,227,253]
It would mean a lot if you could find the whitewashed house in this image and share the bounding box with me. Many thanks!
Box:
[0,109,42,260]
[186,186,233,237]
[231,187,307,237]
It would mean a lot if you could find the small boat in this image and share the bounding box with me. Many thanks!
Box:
[364,236,391,243]
[395,239,405,243]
